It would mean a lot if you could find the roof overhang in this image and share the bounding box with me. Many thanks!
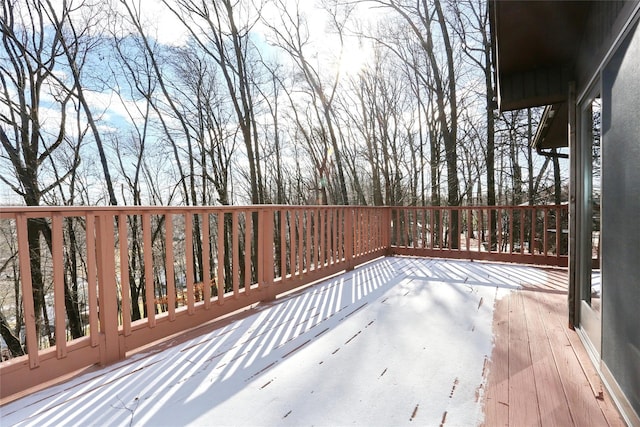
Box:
[490,1,592,149]
[532,103,568,151]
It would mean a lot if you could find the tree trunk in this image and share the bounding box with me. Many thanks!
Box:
[0,312,23,358]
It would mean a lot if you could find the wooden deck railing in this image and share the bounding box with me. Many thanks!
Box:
[390,205,569,266]
[0,204,567,400]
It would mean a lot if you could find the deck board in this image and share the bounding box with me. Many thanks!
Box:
[558,308,626,425]
[484,271,626,427]
[524,290,574,426]
[484,293,509,426]
[538,290,609,427]
[507,291,540,426]
[1,257,627,426]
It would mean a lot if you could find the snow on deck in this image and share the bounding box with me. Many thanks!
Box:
[1,257,557,426]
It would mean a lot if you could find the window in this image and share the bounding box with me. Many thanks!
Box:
[580,93,601,314]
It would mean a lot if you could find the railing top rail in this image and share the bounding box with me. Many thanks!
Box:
[0,205,394,219]
[0,204,567,220]
[0,203,567,211]
[389,204,567,210]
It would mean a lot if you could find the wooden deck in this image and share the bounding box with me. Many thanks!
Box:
[483,268,626,426]
[1,257,628,426]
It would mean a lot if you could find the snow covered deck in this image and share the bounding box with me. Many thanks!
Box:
[0,257,624,426]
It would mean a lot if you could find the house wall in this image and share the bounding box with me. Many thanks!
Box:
[571,2,640,422]
[575,1,632,91]
[601,19,640,419]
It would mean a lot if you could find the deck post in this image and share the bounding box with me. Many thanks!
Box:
[345,207,354,271]
[383,207,392,255]
[259,207,276,300]
[95,213,121,364]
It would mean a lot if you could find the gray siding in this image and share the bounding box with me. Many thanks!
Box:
[498,66,570,110]
[577,1,633,87]
[601,19,640,417]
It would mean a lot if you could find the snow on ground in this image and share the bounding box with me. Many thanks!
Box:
[1,257,555,426]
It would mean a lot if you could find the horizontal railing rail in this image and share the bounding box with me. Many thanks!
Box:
[0,203,570,401]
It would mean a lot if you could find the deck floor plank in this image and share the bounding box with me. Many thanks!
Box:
[484,293,510,426]
[560,322,627,426]
[484,270,627,427]
[523,290,574,427]
[537,290,625,427]
[537,290,607,426]
[507,291,540,426]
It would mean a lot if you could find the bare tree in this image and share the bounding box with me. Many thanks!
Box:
[163,0,265,205]
[42,0,118,206]
[452,0,497,246]
[265,0,352,205]
[0,0,95,345]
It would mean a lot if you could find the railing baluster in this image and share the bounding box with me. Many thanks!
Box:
[531,207,536,255]
[184,213,195,314]
[327,209,332,264]
[329,208,334,261]
[336,208,341,257]
[202,213,211,307]
[361,209,365,253]
[543,208,549,256]
[372,210,376,252]
[319,208,324,269]
[357,208,362,255]
[412,209,416,249]
[298,210,304,275]
[337,209,343,262]
[118,214,131,334]
[371,210,376,252]
[495,209,504,253]
[165,214,176,321]
[306,210,312,273]
[233,211,240,297]
[457,207,462,251]
[280,209,287,279]
[363,209,368,253]
[290,211,297,276]
[556,207,562,258]
[487,208,496,253]
[438,208,443,249]
[509,208,514,254]
[327,208,333,263]
[311,209,317,269]
[321,208,326,265]
[429,208,434,249]
[476,208,480,251]
[406,208,411,248]
[52,213,66,358]
[399,208,405,248]
[244,212,252,294]
[87,214,100,343]
[519,209,525,254]
[365,208,377,254]
[372,210,377,252]
[217,211,225,304]
[16,214,39,368]
[143,213,156,326]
